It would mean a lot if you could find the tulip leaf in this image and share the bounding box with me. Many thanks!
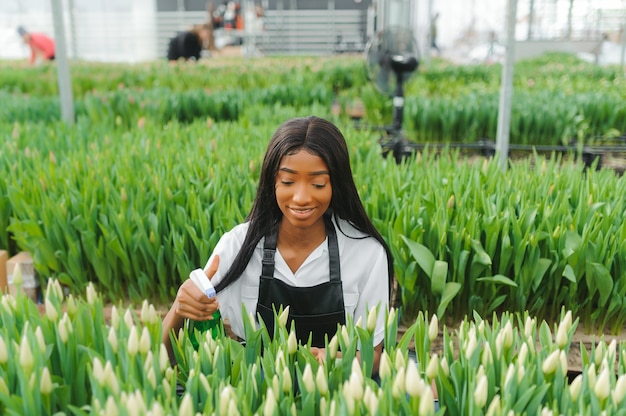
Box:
[401,235,435,279]
[476,274,518,287]
[436,282,462,318]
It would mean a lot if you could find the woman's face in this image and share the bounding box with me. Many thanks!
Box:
[275,149,332,231]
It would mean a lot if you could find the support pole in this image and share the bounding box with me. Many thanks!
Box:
[51,0,75,125]
[496,0,517,171]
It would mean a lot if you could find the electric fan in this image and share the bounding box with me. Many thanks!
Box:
[364,26,420,162]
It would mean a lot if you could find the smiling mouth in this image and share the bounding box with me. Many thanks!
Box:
[289,207,314,214]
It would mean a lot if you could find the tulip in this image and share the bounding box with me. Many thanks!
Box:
[379,351,392,380]
[394,349,406,371]
[109,305,120,329]
[559,350,568,375]
[86,282,98,305]
[569,374,582,401]
[219,386,234,415]
[367,307,378,332]
[275,350,285,371]
[341,326,350,346]
[287,331,297,355]
[542,350,560,375]
[127,326,139,356]
[426,354,439,380]
[66,294,78,317]
[178,393,194,416]
[282,366,292,393]
[124,309,135,329]
[594,366,610,401]
[139,327,151,355]
[40,366,53,395]
[328,335,338,360]
[302,363,315,393]
[140,300,150,323]
[316,366,329,395]
[277,306,290,329]
[587,363,597,390]
[594,343,605,368]
[108,328,118,354]
[104,396,118,415]
[364,385,379,415]
[19,336,34,374]
[45,297,59,322]
[428,315,439,342]
[419,387,435,416]
[392,366,406,399]
[93,357,105,385]
[440,356,450,377]
[612,374,626,405]
[465,329,477,360]
[405,363,422,397]
[0,336,7,364]
[474,374,488,408]
[481,343,493,367]
[35,327,46,353]
[555,321,568,349]
[263,388,277,416]
[518,343,528,365]
[485,394,502,416]
[502,321,513,350]
[387,307,396,328]
[524,316,535,339]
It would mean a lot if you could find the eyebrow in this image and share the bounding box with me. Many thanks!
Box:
[279,167,329,176]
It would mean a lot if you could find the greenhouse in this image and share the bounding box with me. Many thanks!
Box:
[1,0,626,414]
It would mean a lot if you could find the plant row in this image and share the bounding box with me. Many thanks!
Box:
[1,116,625,330]
[1,53,624,145]
[2,274,626,415]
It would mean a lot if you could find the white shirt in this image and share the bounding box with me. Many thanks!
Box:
[205,217,390,346]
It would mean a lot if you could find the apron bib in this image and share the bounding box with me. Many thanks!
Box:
[256,216,346,347]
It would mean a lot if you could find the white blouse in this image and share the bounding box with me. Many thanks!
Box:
[205,217,390,346]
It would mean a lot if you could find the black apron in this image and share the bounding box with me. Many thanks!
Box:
[256,216,346,347]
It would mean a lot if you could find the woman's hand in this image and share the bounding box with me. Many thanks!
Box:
[174,255,220,321]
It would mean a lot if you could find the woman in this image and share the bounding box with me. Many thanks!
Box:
[17,26,55,65]
[162,116,394,373]
[166,23,212,62]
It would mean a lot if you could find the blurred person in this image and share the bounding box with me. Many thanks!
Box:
[167,23,212,62]
[17,26,55,65]
[429,13,440,55]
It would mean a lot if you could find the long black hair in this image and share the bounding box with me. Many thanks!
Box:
[214,116,394,300]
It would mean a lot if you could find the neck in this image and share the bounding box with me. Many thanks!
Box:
[278,218,327,247]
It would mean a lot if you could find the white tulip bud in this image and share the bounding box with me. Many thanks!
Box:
[594,366,611,401]
[139,327,151,355]
[587,363,597,389]
[465,329,477,360]
[104,396,117,415]
[123,309,135,329]
[419,386,435,416]
[481,343,493,367]
[542,350,560,375]
[0,336,7,364]
[328,335,338,360]
[559,350,568,375]
[387,307,396,328]
[392,366,406,399]
[485,394,502,416]
[364,385,379,415]
[109,305,120,329]
[367,307,378,333]
[282,366,292,393]
[127,326,139,356]
[477,320,485,337]
[140,300,150,323]
[379,351,392,380]
[524,316,535,339]
[569,374,583,401]
[316,366,329,395]
[302,363,315,393]
[518,343,528,365]
[440,356,450,377]
[555,322,568,349]
[341,326,350,346]
[19,336,34,374]
[159,344,170,371]
[275,350,285,371]
[502,321,514,350]
[35,327,46,353]
[348,370,364,401]
[93,357,105,385]
[504,363,515,388]
[612,374,626,405]
[86,282,97,305]
[219,386,233,415]
[428,315,439,342]
[277,306,290,329]
[147,367,156,389]
[178,393,193,416]
[474,374,488,408]
[40,367,53,395]
[65,295,77,317]
[45,297,59,322]
[108,327,118,354]
[562,310,573,332]
[104,361,119,394]
[355,316,363,329]
[394,349,406,371]
[426,354,439,380]
[263,388,277,416]
[405,363,422,397]
[287,331,297,355]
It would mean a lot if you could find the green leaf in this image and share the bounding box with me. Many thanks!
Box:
[476,274,518,287]
[436,282,462,318]
[401,235,435,278]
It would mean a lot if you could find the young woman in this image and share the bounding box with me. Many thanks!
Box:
[162,116,394,373]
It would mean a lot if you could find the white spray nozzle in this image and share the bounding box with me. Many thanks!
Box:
[190,268,216,298]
